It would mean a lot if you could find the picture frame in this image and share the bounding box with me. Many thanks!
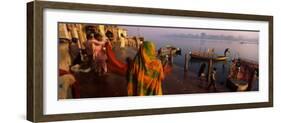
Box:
[27,1,273,122]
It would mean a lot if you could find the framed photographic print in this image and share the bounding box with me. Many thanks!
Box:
[27,0,273,122]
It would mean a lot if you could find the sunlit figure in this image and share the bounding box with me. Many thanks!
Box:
[128,42,165,96]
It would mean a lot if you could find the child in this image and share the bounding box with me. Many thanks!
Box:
[207,67,217,91]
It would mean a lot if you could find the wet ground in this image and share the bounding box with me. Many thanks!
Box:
[74,46,235,99]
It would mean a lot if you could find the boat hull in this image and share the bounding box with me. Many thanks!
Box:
[190,53,228,61]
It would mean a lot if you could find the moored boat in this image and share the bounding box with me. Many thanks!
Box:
[190,52,228,61]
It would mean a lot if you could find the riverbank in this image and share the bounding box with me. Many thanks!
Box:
[74,45,234,99]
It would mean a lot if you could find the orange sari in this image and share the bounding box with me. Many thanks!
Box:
[128,41,165,96]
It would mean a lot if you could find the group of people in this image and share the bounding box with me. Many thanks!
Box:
[58,31,112,99]
[59,30,169,98]
[196,48,233,91]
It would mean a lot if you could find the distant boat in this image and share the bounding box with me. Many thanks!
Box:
[190,52,228,61]
[240,41,258,44]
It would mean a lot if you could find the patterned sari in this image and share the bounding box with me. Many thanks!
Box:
[128,41,165,96]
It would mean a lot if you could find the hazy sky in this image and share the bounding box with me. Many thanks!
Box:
[120,25,259,61]
[120,25,259,43]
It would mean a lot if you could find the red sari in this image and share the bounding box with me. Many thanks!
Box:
[105,42,128,76]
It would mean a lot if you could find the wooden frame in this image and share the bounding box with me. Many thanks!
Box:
[27,1,273,122]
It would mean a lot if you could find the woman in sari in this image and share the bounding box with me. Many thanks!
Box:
[128,41,165,96]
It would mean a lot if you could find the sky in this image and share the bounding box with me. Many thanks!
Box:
[120,25,259,43]
[120,25,259,61]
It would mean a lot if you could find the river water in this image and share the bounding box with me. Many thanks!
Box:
[155,39,259,90]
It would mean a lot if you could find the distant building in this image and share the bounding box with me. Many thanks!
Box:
[59,23,145,50]
[117,28,128,48]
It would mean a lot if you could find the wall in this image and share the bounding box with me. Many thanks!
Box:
[0,0,280,123]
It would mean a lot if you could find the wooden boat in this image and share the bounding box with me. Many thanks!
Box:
[190,52,228,61]
[158,45,182,57]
